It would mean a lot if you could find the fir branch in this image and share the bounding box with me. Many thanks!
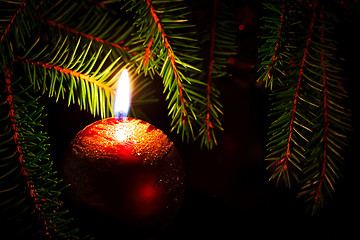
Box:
[125,0,236,146]
[206,0,237,79]
[313,13,331,206]
[279,1,318,184]
[40,0,136,64]
[144,0,190,125]
[0,0,39,62]
[196,0,237,149]
[297,6,351,214]
[257,0,286,89]
[203,0,218,149]
[123,0,204,141]
[15,56,115,95]
[39,0,158,119]
[0,0,27,42]
[15,36,119,118]
[207,0,218,83]
[1,65,46,238]
[143,36,154,67]
[261,0,352,212]
[264,0,319,187]
[1,65,88,239]
[43,19,132,54]
[266,1,285,84]
[15,35,155,119]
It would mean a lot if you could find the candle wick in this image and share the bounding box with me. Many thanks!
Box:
[116,115,128,122]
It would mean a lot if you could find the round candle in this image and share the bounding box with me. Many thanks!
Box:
[62,117,185,230]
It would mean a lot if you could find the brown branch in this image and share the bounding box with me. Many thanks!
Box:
[266,0,286,80]
[15,57,114,94]
[204,0,218,143]
[1,0,27,41]
[3,64,49,236]
[145,0,189,123]
[143,36,154,67]
[279,0,318,176]
[43,18,134,54]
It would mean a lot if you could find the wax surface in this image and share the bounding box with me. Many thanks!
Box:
[62,117,185,228]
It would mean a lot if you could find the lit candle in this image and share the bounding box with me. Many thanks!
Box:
[62,69,185,233]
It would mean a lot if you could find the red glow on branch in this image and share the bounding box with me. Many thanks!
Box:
[44,19,134,54]
[204,0,218,142]
[283,0,318,173]
[3,66,23,165]
[145,0,189,124]
[143,37,154,66]
[3,65,48,234]
[0,0,27,42]
[266,0,286,80]
[15,57,114,94]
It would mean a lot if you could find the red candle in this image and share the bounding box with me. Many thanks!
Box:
[62,69,185,232]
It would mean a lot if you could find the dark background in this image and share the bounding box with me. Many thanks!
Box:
[46,1,359,240]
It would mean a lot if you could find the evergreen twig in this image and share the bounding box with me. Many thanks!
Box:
[297,5,351,214]
[1,64,87,239]
[258,0,352,213]
[196,0,237,149]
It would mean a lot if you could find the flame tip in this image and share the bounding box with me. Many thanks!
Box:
[114,69,131,118]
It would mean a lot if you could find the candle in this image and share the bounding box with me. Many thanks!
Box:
[62,69,185,235]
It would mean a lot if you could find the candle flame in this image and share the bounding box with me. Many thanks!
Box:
[114,69,131,119]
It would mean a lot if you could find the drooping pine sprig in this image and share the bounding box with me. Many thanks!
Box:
[259,0,305,186]
[1,64,89,239]
[0,0,38,62]
[258,0,287,89]
[260,0,310,187]
[17,36,122,119]
[0,66,45,239]
[40,0,135,63]
[297,6,351,215]
[258,0,352,214]
[193,0,237,149]
[120,0,203,142]
[0,1,89,238]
